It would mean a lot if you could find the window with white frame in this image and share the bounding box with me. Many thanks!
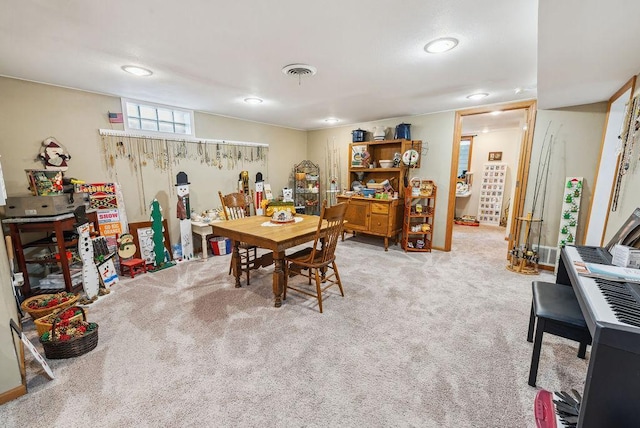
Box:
[122,99,194,136]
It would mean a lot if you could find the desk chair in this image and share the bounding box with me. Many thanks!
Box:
[527,281,592,387]
[218,190,257,285]
[284,200,348,313]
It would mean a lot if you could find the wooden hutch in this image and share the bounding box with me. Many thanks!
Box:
[338,139,421,251]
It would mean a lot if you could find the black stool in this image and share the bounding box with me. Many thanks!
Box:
[527,281,591,387]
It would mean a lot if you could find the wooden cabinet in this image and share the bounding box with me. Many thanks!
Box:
[402,181,436,252]
[293,160,320,215]
[3,211,99,296]
[337,196,403,251]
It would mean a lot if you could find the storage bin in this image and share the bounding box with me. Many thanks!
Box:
[209,237,232,256]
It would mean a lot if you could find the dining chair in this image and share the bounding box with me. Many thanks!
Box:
[283,200,348,313]
[527,280,591,387]
[218,190,257,285]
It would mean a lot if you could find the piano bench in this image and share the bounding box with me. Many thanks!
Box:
[527,281,592,387]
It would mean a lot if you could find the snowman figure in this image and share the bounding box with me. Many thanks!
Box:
[73,206,100,301]
[38,137,71,171]
[175,172,193,260]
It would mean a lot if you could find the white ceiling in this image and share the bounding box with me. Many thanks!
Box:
[0,1,638,131]
[461,109,526,135]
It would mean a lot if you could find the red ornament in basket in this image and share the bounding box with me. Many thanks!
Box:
[39,306,99,359]
[21,292,79,320]
[34,306,86,336]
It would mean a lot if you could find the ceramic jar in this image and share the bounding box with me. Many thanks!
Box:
[372,126,387,141]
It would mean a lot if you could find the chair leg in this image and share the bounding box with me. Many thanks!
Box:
[247,248,256,286]
[246,250,250,286]
[578,341,587,359]
[333,261,344,297]
[283,262,288,300]
[528,318,546,387]
[527,301,535,343]
[314,268,323,314]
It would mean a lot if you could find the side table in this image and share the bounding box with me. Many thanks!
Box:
[191,220,221,260]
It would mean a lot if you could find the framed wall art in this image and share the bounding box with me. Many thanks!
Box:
[488,151,502,161]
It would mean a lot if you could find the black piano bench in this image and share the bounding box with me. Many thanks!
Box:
[527,281,592,387]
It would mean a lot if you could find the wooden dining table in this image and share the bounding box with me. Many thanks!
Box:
[211,214,326,307]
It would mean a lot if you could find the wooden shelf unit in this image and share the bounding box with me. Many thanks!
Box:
[4,211,99,296]
[402,181,436,252]
[340,139,421,251]
[293,160,320,215]
[349,139,422,198]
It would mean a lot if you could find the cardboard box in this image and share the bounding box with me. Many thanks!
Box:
[209,237,231,256]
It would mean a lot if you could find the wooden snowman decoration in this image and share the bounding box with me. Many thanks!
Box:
[73,206,100,301]
[175,172,193,260]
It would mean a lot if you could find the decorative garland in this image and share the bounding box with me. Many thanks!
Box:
[99,130,269,214]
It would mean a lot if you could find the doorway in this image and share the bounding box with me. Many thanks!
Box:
[445,100,537,252]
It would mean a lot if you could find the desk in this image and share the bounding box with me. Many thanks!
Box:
[212,214,325,307]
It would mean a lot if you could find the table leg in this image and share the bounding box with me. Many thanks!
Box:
[201,234,208,260]
[273,251,285,307]
[232,240,241,288]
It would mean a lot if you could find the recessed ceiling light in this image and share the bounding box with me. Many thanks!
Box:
[424,37,459,54]
[490,111,501,116]
[244,97,263,104]
[121,65,153,76]
[514,87,524,94]
[482,128,490,133]
[324,118,339,124]
[466,92,489,100]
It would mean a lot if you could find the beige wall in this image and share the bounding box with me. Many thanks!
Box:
[0,77,307,245]
[0,76,613,253]
[0,227,24,400]
[456,128,523,223]
[524,103,608,248]
[307,112,456,249]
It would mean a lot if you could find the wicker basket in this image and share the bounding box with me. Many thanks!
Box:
[34,306,87,337]
[39,307,99,359]
[21,293,79,320]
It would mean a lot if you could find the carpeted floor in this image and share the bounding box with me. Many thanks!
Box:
[1,225,588,427]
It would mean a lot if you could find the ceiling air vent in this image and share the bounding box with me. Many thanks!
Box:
[282,63,317,85]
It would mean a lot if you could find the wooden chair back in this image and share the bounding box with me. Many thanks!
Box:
[307,200,348,265]
[218,191,252,220]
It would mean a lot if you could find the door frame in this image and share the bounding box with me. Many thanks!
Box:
[445,99,537,251]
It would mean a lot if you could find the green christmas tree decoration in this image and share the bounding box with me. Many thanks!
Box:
[149,199,175,271]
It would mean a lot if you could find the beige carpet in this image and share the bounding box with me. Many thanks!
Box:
[2,225,588,427]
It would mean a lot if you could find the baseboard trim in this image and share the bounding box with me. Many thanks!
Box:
[538,264,554,272]
[0,384,27,405]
